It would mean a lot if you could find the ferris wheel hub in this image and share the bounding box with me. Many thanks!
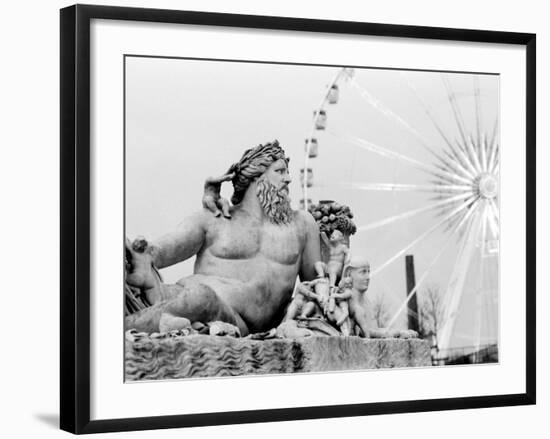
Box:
[477,173,498,199]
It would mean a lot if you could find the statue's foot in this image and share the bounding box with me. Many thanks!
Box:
[159,313,192,333]
[276,320,313,339]
[247,328,277,340]
[369,328,406,338]
[208,321,241,337]
[398,329,419,339]
[296,318,341,337]
[368,328,389,338]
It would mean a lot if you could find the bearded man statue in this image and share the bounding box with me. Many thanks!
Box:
[227,141,292,225]
[125,141,321,336]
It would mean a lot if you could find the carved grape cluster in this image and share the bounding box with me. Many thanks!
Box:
[308,201,357,237]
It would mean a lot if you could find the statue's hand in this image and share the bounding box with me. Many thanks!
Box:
[206,172,235,186]
[202,172,235,218]
[320,297,330,315]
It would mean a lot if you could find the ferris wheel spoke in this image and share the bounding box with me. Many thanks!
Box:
[329,130,432,171]
[474,201,490,354]
[430,170,472,186]
[330,130,472,185]
[377,277,409,308]
[371,194,478,277]
[358,192,475,233]
[487,137,499,174]
[474,76,483,146]
[488,198,500,221]
[486,199,500,238]
[347,183,473,193]
[442,74,469,146]
[441,208,477,310]
[461,136,483,174]
[438,208,482,352]
[435,152,476,181]
[489,116,499,149]
[386,201,478,328]
[453,198,479,233]
[349,79,442,158]
[490,147,500,175]
[488,118,500,172]
[491,157,499,176]
[480,135,489,172]
[441,148,477,181]
[386,235,452,328]
[401,73,456,152]
[442,210,465,234]
[452,140,480,177]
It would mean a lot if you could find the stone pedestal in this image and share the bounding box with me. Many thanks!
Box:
[125,331,431,381]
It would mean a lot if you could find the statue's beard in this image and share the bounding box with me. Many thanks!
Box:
[256,178,292,225]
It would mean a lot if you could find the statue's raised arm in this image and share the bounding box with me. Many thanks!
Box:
[148,210,208,269]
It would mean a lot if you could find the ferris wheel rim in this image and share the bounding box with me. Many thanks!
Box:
[301,67,499,351]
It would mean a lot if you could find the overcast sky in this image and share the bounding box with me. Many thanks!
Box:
[125,56,499,348]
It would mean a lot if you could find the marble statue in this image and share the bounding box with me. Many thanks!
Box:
[328,276,353,334]
[341,259,376,337]
[283,257,375,337]
[284,279,325,320]
[125,141,321,336]
[317,230,350,291]
[122,143,430,380]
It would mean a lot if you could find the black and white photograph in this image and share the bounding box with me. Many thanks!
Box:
[123,57,500,381]
[0,0,544,436]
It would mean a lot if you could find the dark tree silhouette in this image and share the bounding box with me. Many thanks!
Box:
[418,284,447,350]
[371,292,390,328]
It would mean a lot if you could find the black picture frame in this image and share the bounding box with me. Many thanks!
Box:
[60,4,536,434]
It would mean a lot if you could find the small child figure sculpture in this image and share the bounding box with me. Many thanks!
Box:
[342,258,376,337]
[284,278,327,321]
[329,277,353,335]
[316,230,350,295]
[327,276,353,336]
[125,236,163,304]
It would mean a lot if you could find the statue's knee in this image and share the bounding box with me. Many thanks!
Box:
[195,285,219,309]
[171,282,222,317]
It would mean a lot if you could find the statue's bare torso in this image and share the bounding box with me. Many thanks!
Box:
[143,206,320,334]
[190,208,312,331]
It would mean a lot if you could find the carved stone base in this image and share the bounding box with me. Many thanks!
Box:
[125,330,431,381]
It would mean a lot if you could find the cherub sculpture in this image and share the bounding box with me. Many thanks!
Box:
[316,230,350,293]
[327,276,353,335]
[125,236,163,305]
[284,278,328,321]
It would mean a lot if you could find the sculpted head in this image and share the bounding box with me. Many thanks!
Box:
[330,229,344,243]
[229,141,293,224]
[343,258,371,293]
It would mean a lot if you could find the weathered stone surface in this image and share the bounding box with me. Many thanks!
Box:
[125,332,304,380]
[125,331,431,381]
[409,339,433,366]
[299,336,429,372]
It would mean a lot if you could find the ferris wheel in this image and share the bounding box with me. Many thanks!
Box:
[300,66,499,356]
